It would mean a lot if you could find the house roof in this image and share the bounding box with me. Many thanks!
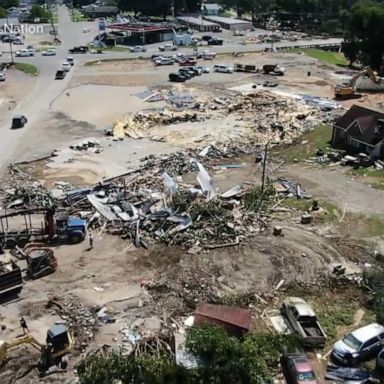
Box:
[335,104,384,145]
[195,303,251,330]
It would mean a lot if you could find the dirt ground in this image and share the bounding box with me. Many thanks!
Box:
[2,49,384,383]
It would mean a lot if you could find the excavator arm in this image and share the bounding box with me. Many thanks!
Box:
[335,66,378,99]
[0,334,44,365]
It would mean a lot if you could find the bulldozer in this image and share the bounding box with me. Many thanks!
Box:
[335,66,380,99]
[0,324,74,373]
[16,243,57,279]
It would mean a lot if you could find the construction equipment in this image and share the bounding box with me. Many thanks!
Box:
[335,66,379,99]
[0,208,87,248]
[0,324,74,372]
[263,64,285,75]
[25,247,57,279]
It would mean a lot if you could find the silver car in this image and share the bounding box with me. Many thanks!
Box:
[332,323,384,365]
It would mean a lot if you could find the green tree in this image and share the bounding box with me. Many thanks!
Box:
[29,4,50,19]
[343,0,384,70]
[2,0,19,9]
[0,6,6,17]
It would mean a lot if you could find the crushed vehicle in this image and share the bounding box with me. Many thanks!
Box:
[282,297,326,348]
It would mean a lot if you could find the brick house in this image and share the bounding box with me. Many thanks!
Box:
[332,104,384,159]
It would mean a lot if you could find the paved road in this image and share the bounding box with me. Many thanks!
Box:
[0,6,342,172]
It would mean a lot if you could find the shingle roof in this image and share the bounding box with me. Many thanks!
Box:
[335,104,384,145]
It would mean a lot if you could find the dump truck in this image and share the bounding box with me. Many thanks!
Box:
[0,254,23,297]
[234,64,258,73]
[263,64,285,76]
[282,297,326,348]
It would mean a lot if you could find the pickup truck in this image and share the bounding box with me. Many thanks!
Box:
[282,297,326,348]
[263,64,285,75]
[0,255,23,298]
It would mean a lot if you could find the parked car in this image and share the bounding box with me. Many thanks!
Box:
[154,57,174,66]
[55,69,66,80]
[196,65,210,73]
[159,43,177,52]
[61,62,71,72]
[377,347,384,372]
[27,48,35,55]
[280,352,318,384]
[169,73,186,82]
[0,72,5,81]
[42,48,56,56]
[332,323,384,365]
[12,38,23,45]
[202,35,212,41]
[207,37,223,45]
[15,49,33,57]
[11,115,27,129]
[66,56,74,66]
[179,58,197,66]
[282,297,327,348]
[129,45,146,52]
[178,69,194,80]
[185,66,202,75]
[213,64,233,73]
[151,54,162,61]
[197,50,216,60]
[68,46,88,54]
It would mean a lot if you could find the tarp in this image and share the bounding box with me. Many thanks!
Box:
[87,194,118,221]
[192,160,217,200]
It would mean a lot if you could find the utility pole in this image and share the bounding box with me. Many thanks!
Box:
[4,1,14,65]
[261,142,269,194]
[47,0,56,40]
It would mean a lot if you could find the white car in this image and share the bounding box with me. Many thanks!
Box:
[16,49,33,57]
[159,43,177,52]
[66,56,74,66]
[196,65,210,73]
[0,72,5,81]
[42,48,56,56]
[129,45,146,52]
[213,64,233,73]
[61,62,71,72]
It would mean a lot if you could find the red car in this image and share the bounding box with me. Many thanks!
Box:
[280,352,318,384]
[179,58,197,66]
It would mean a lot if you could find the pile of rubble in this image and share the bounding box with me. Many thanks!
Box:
[111,90,340,146]
[0,164,53,210]
[48,297,98,354]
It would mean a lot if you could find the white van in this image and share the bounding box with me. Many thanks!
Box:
[213,64,233,73]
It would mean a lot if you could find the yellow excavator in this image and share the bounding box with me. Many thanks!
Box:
[335,66,380,99]
[0,324,74,373]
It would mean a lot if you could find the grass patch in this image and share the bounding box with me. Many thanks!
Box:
[314,299,358,343]
[350,168,384,190]
[35,46,55,52]
[14,62,38,76]
[101,46,131,52]
[283,48,349,66]
[274,124,331,162]
[282,198,341,224]
[344,214,384,239]
[70,9,87,22]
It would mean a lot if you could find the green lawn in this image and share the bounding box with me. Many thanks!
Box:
[350,168,384,190]
[273,124,331,162]
[70,9,88,22]
[14,62,39,76]
[283,48,349,66]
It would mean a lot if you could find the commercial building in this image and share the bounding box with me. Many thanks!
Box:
[177,16,221,32]
[105,22,175,45]
[203,15,253,30]
[82,5,119,18]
